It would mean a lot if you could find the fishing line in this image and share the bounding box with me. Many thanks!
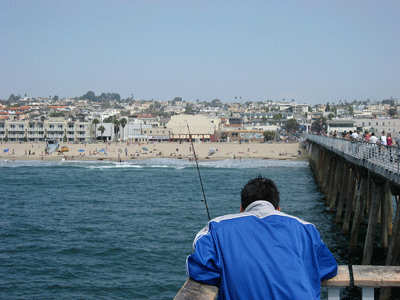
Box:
[186,122,211,221]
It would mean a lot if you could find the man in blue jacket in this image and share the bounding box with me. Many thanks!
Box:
[186,176,337,300]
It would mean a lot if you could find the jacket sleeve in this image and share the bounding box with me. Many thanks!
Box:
[316,236,338,281]
[186,223,221,286]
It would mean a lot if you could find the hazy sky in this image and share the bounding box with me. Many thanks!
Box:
[1,0,399,104]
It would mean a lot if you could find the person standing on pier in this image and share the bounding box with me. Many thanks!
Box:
[370,132,378,144]
[364,130,371,141]
[186,176,338,300]
[380,131,387,146]
[387,133,393,146]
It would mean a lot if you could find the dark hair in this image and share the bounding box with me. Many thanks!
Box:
[241,176,280,210]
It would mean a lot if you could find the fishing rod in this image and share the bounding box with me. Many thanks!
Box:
[186,122,211,221]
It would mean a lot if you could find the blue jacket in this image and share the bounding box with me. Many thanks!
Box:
[186,201,338,300]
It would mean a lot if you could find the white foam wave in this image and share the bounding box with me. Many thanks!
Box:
[88,164,143,170]
[199,159,309,169]
[0,158,308,170]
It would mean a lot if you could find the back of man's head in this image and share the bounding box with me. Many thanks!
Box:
[241,176,280,210]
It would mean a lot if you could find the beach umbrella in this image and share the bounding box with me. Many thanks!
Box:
[99,149,106,152]
[4,149,9,152]
[142,147,148,151]
[78,149,85,152]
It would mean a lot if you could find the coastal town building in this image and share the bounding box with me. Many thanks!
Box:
[327,120,357,134]
[327,118,400,138]
[0,118,92,143]
[216,124,278,143]
[215,130,265,143]
[353,118,400,136]
[166,114,216,142]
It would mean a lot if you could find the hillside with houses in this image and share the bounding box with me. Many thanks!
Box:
[0,93,399,143]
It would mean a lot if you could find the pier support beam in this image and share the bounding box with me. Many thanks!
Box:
[349,173,368,249]
[342,168,357,234]
[320,151,330,193]
[329,161,343,211]
[380,183,392,249]
[362,179,385,265]
[336,164,351,223]
[380,186,400,300]
[323,155,334,195]
[316,149,326,188]
[326,158,338,206]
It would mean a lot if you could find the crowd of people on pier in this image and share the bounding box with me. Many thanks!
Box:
[325,130,400,164]
[329,130,399,146]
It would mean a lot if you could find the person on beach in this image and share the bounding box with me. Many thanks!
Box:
[186,176,338,300]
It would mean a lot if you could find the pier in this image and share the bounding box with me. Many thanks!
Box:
[175,134,400,299]
[306,134,400,267]
[305,134,400,299]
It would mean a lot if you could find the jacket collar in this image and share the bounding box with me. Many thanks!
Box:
[244,200,275,213]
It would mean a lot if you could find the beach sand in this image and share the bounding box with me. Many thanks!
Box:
[0,141,308,162]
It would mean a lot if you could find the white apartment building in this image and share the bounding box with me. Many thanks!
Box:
[354,118,400,137]
[0,118,92,142]
[327,118,400,138]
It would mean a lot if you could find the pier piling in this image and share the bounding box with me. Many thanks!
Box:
[342,168,357,235]
[335,163,350,222]
[349,174,367,249]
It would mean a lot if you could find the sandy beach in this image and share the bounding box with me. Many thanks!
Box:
[0,141,308,162]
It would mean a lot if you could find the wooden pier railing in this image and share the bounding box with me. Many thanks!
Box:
[174,265,400,300]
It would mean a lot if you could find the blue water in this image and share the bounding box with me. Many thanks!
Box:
[0,158,367,299]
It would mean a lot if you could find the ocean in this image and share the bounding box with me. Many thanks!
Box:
[0,158,383,299]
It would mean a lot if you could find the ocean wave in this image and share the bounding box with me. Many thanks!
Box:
[0,158,309,170]
[87,164,143,170]
[199,159,309,169]
[0,159,65,168]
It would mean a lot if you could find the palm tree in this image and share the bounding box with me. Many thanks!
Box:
[120,118,127,140]
[113,119,120,142]
[92,118,99,141]
[98,125,106,141]
[273,113,283,128]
